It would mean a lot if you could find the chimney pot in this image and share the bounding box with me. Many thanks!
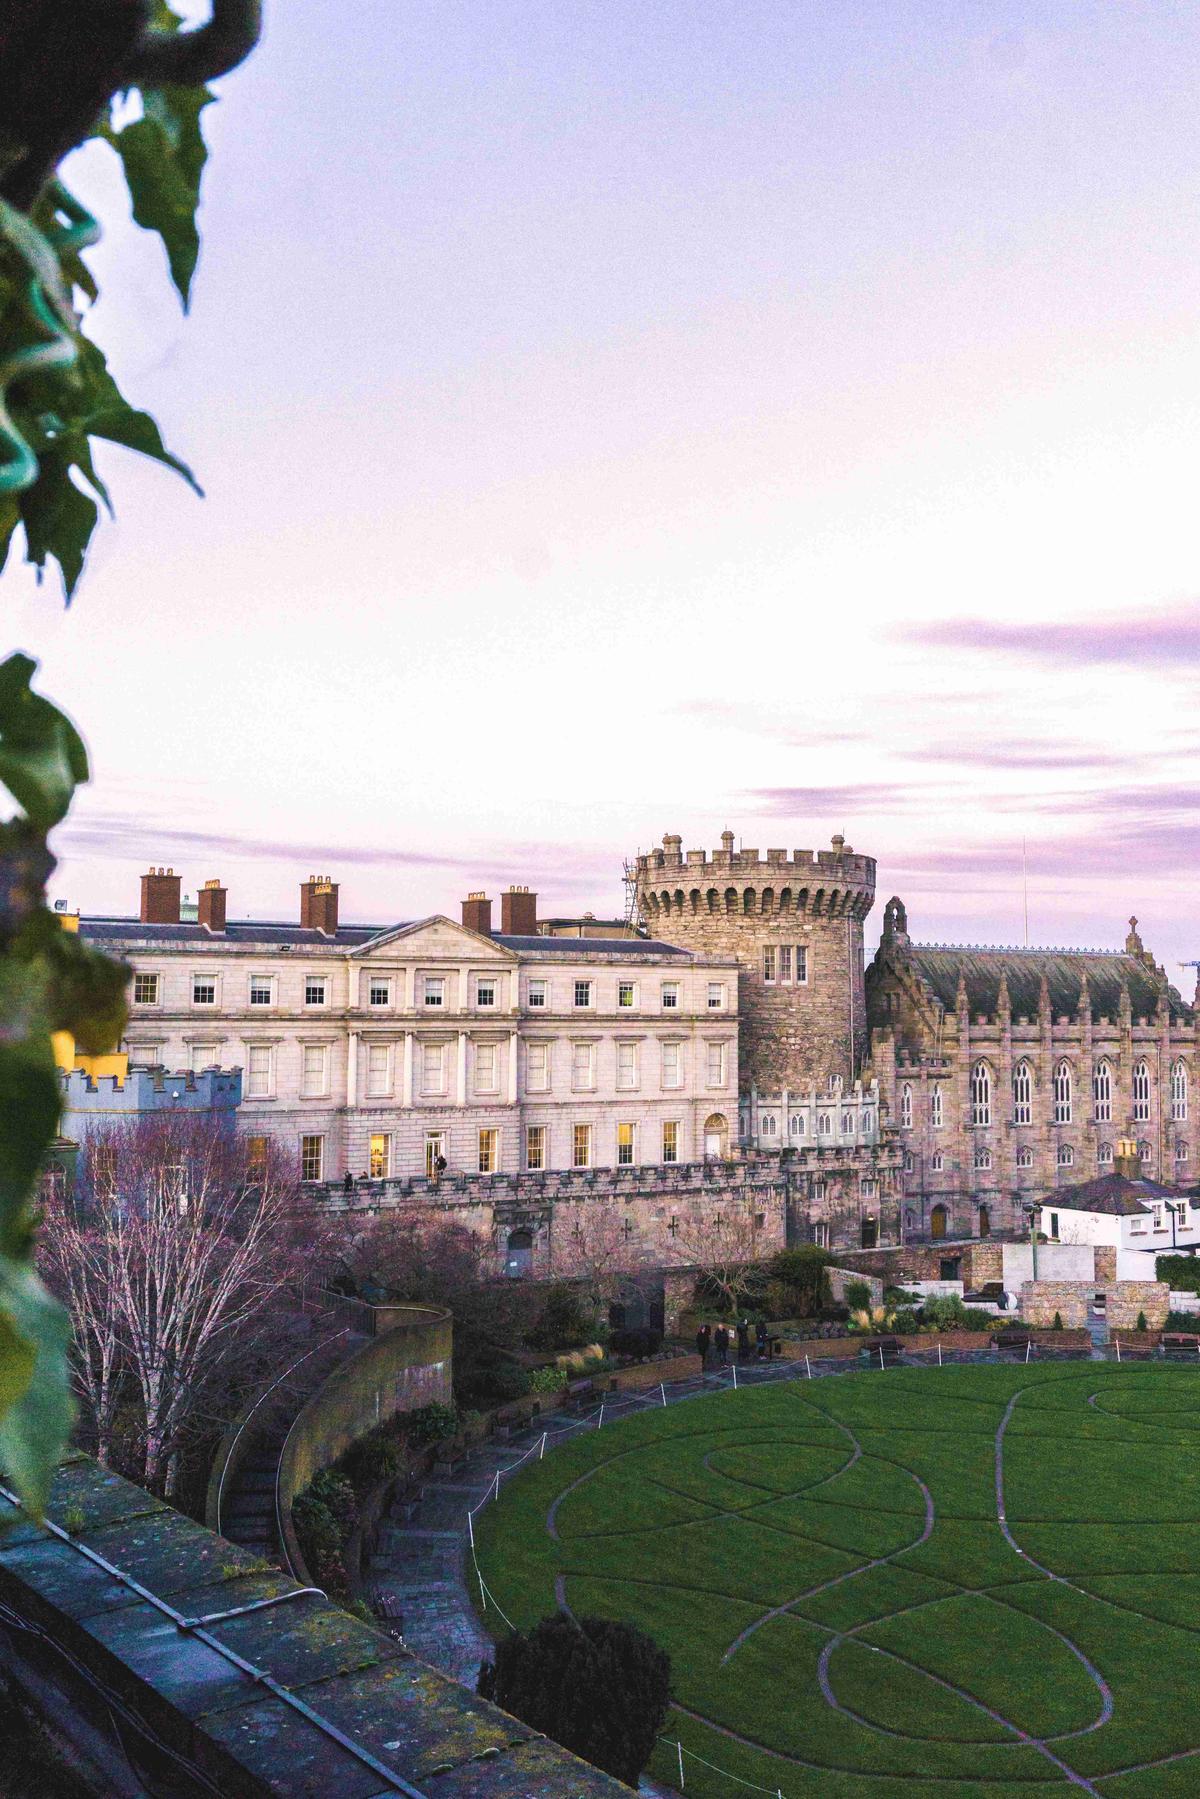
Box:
[300,876,339,936]
[140,867,181,924]
[501,886,537,936]
[461,892,493,935]
[197,879,227,933]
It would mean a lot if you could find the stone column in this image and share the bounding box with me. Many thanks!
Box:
[402,1032,413,1107]
[346,1029,359,1108]
[457,1031,468,1105]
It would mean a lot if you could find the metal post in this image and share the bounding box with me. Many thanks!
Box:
[879,1345,885,1372]
[1025,1339,1031,1363]
[677,1741,686,1787]
[539,1431,547,1460]
[598,1404,605,1430]
[1115,1337,1121,1362]
[937,1340,942,1367]
[660,1381,667,1406]
[732,1361,738,1390]
[467,1510,474,1548]
[492,1471,500,1501]
[805,1354,812,1379]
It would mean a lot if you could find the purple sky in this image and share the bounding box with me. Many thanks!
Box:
[7,1,1199,984]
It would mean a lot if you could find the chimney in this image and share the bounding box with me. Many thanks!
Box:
[1113,1136,1142,1180]
[140,866,181,924]
[300,875,339,936]
[461,891,492,935]
[501,885,537,936]
[197,877,227,933]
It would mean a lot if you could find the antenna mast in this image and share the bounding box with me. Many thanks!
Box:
[1022,838,1029,948]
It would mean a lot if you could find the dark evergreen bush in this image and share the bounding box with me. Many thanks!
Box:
[609,1326,662,1360]
[1137,1311,1148,1332]
[478,1612,671,1787]
[1052,1311,1064,1330]
[524,1283,594,1351]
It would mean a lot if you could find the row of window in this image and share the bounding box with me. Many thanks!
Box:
[762,945,810,985]
[753,1108,875,1138]
[188,1036,730,1100]
[899,1058,1189,1130]
[901,1139,1183,1176]
[298,1117,690,1183]
[133,970,730,1015]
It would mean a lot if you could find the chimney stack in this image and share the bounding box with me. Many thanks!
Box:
[1113,1136,1142,1180]
[461,891,492,935]
[197,878,227,933]
[140,866,181,924]
[501,885,537,936]
[300,875,339,936]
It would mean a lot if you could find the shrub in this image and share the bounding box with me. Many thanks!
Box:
[292,1490,347,1588]
[1137,1311,1148,1332]
[308,1468,357,1538]
[456,1356,530,1406]
[528,1365,569,1393]
[478,1613,671,1787]
[1052,1311,1064,1331]
[885,1287,922,1306]
[525,1284,594,1351]
[960,1307,999,1331]
[341,1423,403,1492]
[921,1294,967,1331]
[609,1327,663,1361]
[1166,1311,1200,1332]
[843,1280,873,1314]
[765,1247,832,1315]
[891,1307,919,1334]
[403,1402,460,1446]
[1157,1254,1200,1295]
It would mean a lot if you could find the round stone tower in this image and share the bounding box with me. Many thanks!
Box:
[634,830,877,1093]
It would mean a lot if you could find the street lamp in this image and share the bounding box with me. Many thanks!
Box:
[1023,1202,1040,1282]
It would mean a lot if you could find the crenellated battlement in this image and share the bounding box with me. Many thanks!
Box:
[59,1065,242,1114]
[636,830,875,921]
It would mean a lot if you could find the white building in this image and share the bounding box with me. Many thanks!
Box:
[1035,1169,1200,1277]
[80,871,741,1184]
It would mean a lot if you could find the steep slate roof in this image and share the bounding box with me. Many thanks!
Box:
[1043,1172,1183,1215]
[906,944,1190,1023]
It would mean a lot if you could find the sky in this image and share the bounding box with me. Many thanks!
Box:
[6,1,1199,983]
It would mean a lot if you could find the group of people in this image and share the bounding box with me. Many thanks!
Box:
[695,1318,772,1370]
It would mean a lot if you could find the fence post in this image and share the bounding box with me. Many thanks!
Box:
[677,1740,685,1787]
[805,1354,812,1379]
[732,1361,738,1390]
[660,1381,667,1406]
[467,1509,474,1548]
[1115,1337,1121,1362]
[1025,1339,1031,1363]
[493,1470,500,1501]
[879,1345,885,1372]
[539,1430,547,1459]
[598,1404,605,1431]
[937,1340,942,1367]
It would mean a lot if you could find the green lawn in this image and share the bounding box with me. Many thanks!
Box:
[472,1364,1200,1797]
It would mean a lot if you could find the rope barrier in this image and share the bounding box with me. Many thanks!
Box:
[663,1737,787,1796]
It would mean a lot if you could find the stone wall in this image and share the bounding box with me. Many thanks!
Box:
[1018,1282,1090,1327]
[1096,1245,1118,1281]
[1107,1282,1170,1329]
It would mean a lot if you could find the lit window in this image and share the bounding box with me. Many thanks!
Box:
[422,976,445,1008]
[369,979,391,1008]
[706,1042,725,1086]
[1053,1060,1073,1125]
[661,982,680,1010]
[1012,1062,1032,1126]
[574,980,593,1009]
[661,1042,682,1089]
[192,975,217,1006]
[422,1042,447,1095]
[779,944,792,983]
[572,1123,592,1168]
[616,1042,638,1091]
[572,1042,595,1090]
[617,1122,636,1166]
[662,1121,679,1164]
[1016,1146,1034,1169]
[1133,1059,1151,1122]
[618,981,635,1008]
[526,1042,550,1092]
[300,1135,324,1181]
[424,1132,445,1177]
[1057,1144,1074,1168]
[900,1083,913,1129]
[369,1133,390,1178]
[190,1042,218,1072]
[971,1061,991,1127]
[1092,1060,1112,1123]
[795,946,808,984]
[527,979,547,1008]
[301,1044,328,1098]
[475,1042,499,1093]
[931,1085,943,1128]
[249,975,273,1007]
[526,1125,546,1171]
[476,978,496,1008]
[707,983,725,1010]
[478,1129,498,1174]
[366,1043,391,1097]
[1172,1060,1189,1122]
[133,973,159,1005]
[304,976,327,1007]
[763,945,776,983]
[246,1044,273,1098]
[246,1136,268,1180]
[974,1146,992,1171]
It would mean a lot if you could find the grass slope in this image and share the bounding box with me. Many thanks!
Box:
[473,1364,1200,1797]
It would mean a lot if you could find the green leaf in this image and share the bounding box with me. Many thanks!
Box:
[0,653,88,827]
[110,82,214,307]
[16,455,98,603]
[0,1261,74,1519]
[88,403,201,494]
[0,1308,35,1429]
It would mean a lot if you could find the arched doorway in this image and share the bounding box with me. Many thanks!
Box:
[860,1216,878,1249]
[704,1114,729,1159]
[504,1228,533,1278]
[931,1203,948,1241]
[978,1204,990,1238]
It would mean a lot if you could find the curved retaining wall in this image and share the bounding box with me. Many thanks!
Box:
[278,1303,452,1577]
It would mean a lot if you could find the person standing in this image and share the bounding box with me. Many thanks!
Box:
[756,1320,768,1361]
[714,1323,730,1367]
[695,1322,711,1373]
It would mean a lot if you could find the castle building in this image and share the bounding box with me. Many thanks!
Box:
[79,870,740,1186]
[865,899,1198,1242]
[634,831,903,1248]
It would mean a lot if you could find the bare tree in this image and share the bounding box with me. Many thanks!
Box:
[671,1199,768,1313]
[554,1204,630,1306]
[330,1206,486,1306]
[40,1116,311,1494]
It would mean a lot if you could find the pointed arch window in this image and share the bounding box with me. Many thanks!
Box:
[900,1083,913,1129]
[1093,1060,1112,1124]
[1171,1059,1188,1122]
[1053,1059,1073,1125]
[1133,1059,1151,1122]
[970,1061,991,1128]
[1012,1062,1032,1126]
[931,1084,943,1129]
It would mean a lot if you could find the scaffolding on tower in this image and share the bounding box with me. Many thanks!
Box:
[622,857,644,936]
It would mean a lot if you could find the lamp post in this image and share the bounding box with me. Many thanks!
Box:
[1024,1203,1039,1283]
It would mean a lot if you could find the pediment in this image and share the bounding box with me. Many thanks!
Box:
[352,916,516,962]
